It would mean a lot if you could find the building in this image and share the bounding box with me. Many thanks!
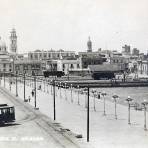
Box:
[132,48,139,56]
[137,60,148,75]
[89,64,122,80]
[10,28,17,54]
[14,58,45,75]
[110,51,129,71]
[0,37,12,73]
[28,49,76,61]
[78,52,107,69]
[87,36,92,52]
[122,45,131,57]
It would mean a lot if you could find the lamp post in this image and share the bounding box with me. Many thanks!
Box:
[60,82,62,98]
[53,79,56,120]
[141,100,148,130]
[43,79,45,92]
[23,72,26,102]
[34,75,37,109]
[16,71,18,97]
[50,80,53,94]
[112,94,119,119]
[101,91,107,116]
[77,85,80,105]
[125,96,133,124]
[65,83,67,100]
[9,73,12,91]
[70,84,73,103]
[4,71,5,88]
[83,88,87,108]
[92,89,96,111]
[87,86,90,142]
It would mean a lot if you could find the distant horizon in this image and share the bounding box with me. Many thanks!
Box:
[0,0,148,54]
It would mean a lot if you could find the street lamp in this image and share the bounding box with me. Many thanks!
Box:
[3,71,5,88]
[77,85,80,105]
[15,71,18,97]
[141,100,148,130]
[101,91,107,116]
[112,94,119,119]
[125,96,133,124]
[92,89,97,111]
[60,82,62,98]
[70,84,73,103]
[65,83,67,100]
[83,88,88,108]
[9,73,12,91]
[23,71,26,102]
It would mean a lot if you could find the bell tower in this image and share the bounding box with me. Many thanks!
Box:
[10,28,17,54]
[87,36,92,52]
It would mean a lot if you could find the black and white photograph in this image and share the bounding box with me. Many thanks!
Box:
[0,0,148,148]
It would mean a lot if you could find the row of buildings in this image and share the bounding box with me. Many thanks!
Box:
[0,29,148,78]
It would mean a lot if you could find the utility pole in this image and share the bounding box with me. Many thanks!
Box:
[87,86,90,142]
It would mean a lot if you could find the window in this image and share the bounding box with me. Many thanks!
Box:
[30,54,33,59]
[3,64,6,68]
[44,53,47,58]
[77,64,80,69]
[70,64,74,69]
[35,54,38,59]
[63,64,65,69]
[39,53,42,59]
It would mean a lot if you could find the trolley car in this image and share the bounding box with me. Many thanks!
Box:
[0,104,15,124]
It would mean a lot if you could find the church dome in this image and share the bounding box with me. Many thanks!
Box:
[0,38,6,48]
[0,37,7,52]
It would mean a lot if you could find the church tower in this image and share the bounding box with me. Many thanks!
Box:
[10,28,17,54]
[87,36,92,52]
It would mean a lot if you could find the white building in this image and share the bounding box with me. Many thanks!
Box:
[28,49,76,60]
[0,37,12,73]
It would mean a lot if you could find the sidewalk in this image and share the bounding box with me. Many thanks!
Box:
[1,79,148,148]
[0,86,91,148]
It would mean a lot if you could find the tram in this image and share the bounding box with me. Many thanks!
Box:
[0,104,15,124]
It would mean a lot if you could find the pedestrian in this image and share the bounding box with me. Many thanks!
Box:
[98,93,100,99]
[31,90,34,97]
[28,96,31,102]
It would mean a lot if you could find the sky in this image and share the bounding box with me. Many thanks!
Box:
[0,0,148,54]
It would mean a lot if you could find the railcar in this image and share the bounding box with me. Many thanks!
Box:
[0,104,15,124]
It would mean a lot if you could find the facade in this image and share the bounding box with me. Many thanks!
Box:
[57,58,82,75]
[78,51,107,69]
[137,60,148,75]
[28,49,76,61]
[0,37,12,73]
[87,37,92,52]
[132,48,139,56]
[89,64,122,80]
[45,58,82,75]
[14,59,45,75]
[122,45,131,57]
[10,28,17,54]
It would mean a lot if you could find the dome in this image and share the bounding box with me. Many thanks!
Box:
[0,37,6,48]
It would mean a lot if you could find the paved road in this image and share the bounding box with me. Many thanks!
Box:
[0,87,89,148]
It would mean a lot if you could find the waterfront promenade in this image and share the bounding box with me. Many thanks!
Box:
[0,86,90,148]
[1,79,148,148]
